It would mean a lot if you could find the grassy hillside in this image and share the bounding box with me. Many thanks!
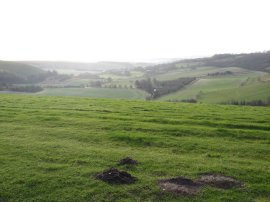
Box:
[37,88,148,99]
[200,82,270,103]
[153,66,246,80]
[0,61,44,77]
[158,72,270,103]
[166,51,270,72]
[0,95,269,201]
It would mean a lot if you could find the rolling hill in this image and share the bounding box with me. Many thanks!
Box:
[0,60,44,77]
[158,71,269,103]
[150,51,270,72]
[0,60,47,85]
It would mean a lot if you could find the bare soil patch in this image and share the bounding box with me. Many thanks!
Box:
[118,157,138,165]
[158,177,202,195]
[95,167,136,184]
[196,173,243,189]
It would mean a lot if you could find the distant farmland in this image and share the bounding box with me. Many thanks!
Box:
[158,74,270,103]
[1,52,270,104]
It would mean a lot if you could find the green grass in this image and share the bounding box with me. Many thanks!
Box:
[201,81,270,103]
[153,66,250,80]
[159,72,270,103]
[37,87,148,100]
[158,77,245,101]
[0,94,269,201]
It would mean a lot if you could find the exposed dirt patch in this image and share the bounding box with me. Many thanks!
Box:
[196,173,243,189]
[95,167,136,184]
[158,177,202,195]
[118,157,138,165]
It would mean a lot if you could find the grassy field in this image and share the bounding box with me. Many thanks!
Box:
[158,77,245,101]
[153,66,252,81]
[200,81,270,103]
[0,94,269,202]
[37,88,148,100]
[159,73,270,103]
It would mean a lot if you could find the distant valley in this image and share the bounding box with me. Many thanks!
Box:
[1,51,270,106]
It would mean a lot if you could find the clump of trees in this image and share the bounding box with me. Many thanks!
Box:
[207,71,233,77]
[9,85,43,93]
[223,99,270,106]
[181,99,197,103]
[135,77,196,99]
[90,80,104,87]
[167,99,197,103]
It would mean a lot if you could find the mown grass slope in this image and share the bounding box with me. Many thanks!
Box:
[0,94,269,202]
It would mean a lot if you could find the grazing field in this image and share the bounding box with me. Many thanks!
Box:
[0,95,269,202]
[159,73,270,103]
[37,88,148,100]
[153,66,251,81]
[200,81,270,103]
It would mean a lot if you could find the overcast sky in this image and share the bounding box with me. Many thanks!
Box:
[0,0,269,62]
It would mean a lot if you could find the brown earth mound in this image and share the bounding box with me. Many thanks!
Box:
[158,177,202,195]
[118,157,138,165]
[196,173,243,189]
[95,167,136,184]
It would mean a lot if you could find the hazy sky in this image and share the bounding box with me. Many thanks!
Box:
[0,0,269,62]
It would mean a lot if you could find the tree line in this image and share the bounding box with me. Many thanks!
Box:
[223,99,270,106]
[0,83,43,93]
[135,77,196,99]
